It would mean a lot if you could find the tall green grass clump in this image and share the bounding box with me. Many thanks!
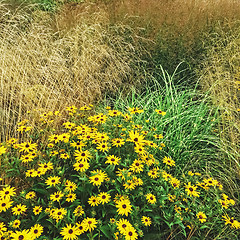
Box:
[0,73,240,239]
[0,1,147,141]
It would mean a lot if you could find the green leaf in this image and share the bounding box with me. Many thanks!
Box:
[100,225,112,239]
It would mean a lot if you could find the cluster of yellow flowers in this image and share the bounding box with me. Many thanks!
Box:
[0,104,239,239]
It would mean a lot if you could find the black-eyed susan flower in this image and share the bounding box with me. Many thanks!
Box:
[128,107,144,114]
[98,192,111,204]
[127,130,145,145]
[38,161,53,171]
[145,193,156,204]
[59,133,70,143]
[105,155,121,165]
[33,206,42,215]
[123,180,136,190]
[48,134,60,143]
[75,221,86,234]
[25,169,37,178]
[66,193,77,202]
[162,156,175,167]
[108,109,122,117]
[73,160,90,172]
[20,154,34,163]
[82,217,97,232]
[50,191,64,202]
[10,229,33,240]
[112,138,125,147]
[148,167,159,179]
[170,177,180,189]
[0,186,16,199]
[66,105,77,113]
[51,208,67,222]
[45,176,61,187]
[222,215,240,229]
[129,159,144,173]
[0,198,13,212]
[60,153,70,159]
[12,204,27,216]
[30,224,43,238]
[196,212,207,223]
[60,224,80,240]
[89,169,107,186]
[141,216,151,226]
[125,226,138,240]
[12,219,21,229]
[116,218,131,235]
[96,142,110,152]
[116,198,132,216]
[73,206,84,217]
[88,196,100,207]
[63,121,76,130]
[185,182,200,197]
[155,109,166,116]
[65,181,77,192]
[74,150,91,161]
[0,222,7,235]
[18,141,37,153]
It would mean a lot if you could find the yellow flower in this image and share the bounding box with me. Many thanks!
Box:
[33,206,42,215]
[60,224,80,239]
[98,192,111,204]
[45,176,61,187]
[141,216,152,226]
[82,218,97,232]
[0,146,7,155]
[116,198,132,216]
[116,218,132,235]
[155,109,166,116]
[50,191,64,202]
[196,212,207,223]
[73,206,84,217]
[145,193,156,204]
[12,204,27,215]
[162,156,175,167]
[185,182,200,197]
[105,155,121,165]
[88,196,100,207]
[112,138,125,147]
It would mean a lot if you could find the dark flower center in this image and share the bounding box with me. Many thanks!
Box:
[122,204,127,209]
[128,231,133,236]
[122,224,127,228]
[134,138,138,142]
[18,235,24,240]
[88,221,92,224]
[189,188,193,192]
[69,229,73,234]
[34,229,38,234]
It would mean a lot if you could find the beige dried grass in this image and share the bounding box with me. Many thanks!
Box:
[0,1,145,140]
